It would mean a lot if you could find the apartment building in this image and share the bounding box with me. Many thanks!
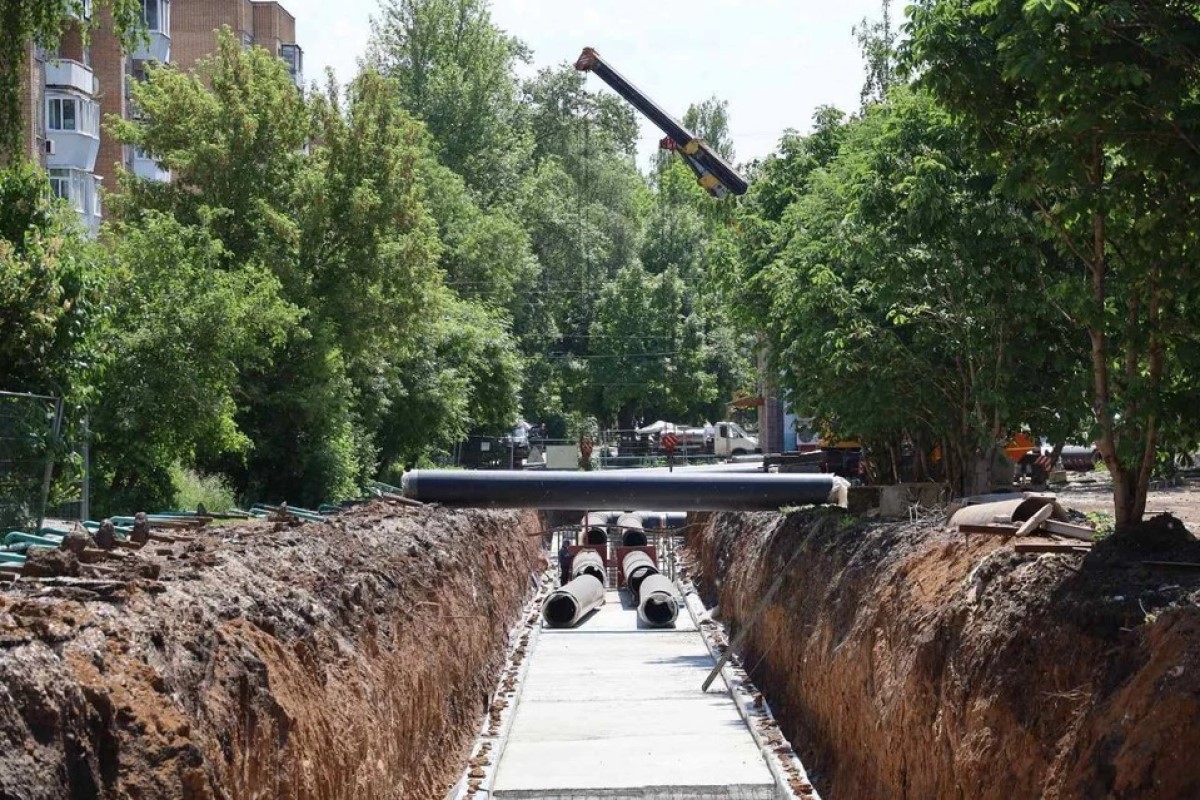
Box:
[16,0,302,236]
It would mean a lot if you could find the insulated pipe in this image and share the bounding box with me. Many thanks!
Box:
[402,470,847,511]
[635,510,688,531]
[636,573,679,627]
[542,574,605,628]
[570,548,606,584]
[616,512,647,546]
[582,512,612,544]
[621,549,658,598]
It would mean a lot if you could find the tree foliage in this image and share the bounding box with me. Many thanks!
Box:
[905,0,1200,526]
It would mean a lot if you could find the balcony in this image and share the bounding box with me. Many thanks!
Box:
[49,168,102,237]
[132,148,170,183]
[45,59,97,96]
[280,43,303,88]
[46,92,100,171]
[131,0,171,63]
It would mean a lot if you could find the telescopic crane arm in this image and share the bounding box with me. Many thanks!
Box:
[574,47,748,198]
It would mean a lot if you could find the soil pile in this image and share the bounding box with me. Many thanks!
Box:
[687,510,1200,800]
[0,502,543,799]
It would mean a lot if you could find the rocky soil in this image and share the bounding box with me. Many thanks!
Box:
[686,509,1200,800]
[0,502,544,799]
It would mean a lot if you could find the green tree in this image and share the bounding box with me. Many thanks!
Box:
[737,88,1083,492]
[906,0,1200,526]
[368,0,531,204]
[0,162,107,402]
[91,212,299,513]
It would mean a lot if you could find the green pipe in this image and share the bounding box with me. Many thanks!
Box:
[3,531,62,548]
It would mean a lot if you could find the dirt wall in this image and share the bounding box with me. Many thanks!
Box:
[0,503,544,799]
[687,510,1200,800]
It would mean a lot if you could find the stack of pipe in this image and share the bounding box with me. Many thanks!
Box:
[620,549,678,627]
[542,549,606,628]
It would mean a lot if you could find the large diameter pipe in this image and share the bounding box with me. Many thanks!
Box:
[402,470,846,511]
[636,573,679,627]
[616,512,647,546]
[542,574,605,627]
[570,548,606,583]
[621,549,658,598]
[582,511,611,546]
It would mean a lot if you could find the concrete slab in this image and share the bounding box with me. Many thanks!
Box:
[492,591,777,799]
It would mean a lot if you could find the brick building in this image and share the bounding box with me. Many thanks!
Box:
[14,0,302,235]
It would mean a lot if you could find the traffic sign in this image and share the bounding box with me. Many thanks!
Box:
[661,432,678,453]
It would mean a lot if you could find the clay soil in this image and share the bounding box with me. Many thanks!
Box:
[0,502,543,800]
[686,509,1200,800]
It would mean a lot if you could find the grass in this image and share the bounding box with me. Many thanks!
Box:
[1085,511,1115,541]
[170,465,237,512]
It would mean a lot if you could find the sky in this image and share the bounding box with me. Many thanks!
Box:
[287,0,886,167]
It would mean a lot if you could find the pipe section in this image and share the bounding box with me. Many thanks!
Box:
[621,549,658,597]
[570,548,606,583]
[616,512,648,546]
[542,574,605,627]
[636,573,679,627]
[402,470,846,511]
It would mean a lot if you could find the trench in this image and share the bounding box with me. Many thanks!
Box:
[0,503,544,800]
[685,510,1200,800]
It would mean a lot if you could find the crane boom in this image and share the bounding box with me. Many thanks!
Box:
[574,47,748,198]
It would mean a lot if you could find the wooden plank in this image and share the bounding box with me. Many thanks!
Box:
[958,524,1019,535]
[1041,519,1096,541]
[1014,542,1091,554]
[1014,504,1055,538]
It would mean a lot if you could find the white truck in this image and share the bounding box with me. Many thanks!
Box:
[635,420,759,459]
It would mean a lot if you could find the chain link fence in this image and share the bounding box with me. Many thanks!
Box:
[0,391,65,532]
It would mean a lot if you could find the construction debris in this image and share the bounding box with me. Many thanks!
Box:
[951,492,1097,553]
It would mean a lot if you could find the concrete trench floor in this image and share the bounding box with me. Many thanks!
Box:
[488,590,780,799]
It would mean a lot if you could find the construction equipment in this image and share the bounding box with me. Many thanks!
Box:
[574,47,748,198]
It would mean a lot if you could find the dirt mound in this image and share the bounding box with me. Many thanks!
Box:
[0,502,543,799]
[686,510,1200,800]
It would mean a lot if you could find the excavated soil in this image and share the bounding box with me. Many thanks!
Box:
[0,502,544,800]
[686,510,1200,800]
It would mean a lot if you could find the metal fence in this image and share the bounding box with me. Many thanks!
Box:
[0,391,64,533]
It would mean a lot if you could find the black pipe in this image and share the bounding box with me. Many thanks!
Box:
[402,470,844,511]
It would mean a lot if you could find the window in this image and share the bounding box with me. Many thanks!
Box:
[49,169,70,201]
[142,0,168,32]
[280,44,303,78]
[48,98,73,131]
[47,97,99,136]
[241,31,254,50]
